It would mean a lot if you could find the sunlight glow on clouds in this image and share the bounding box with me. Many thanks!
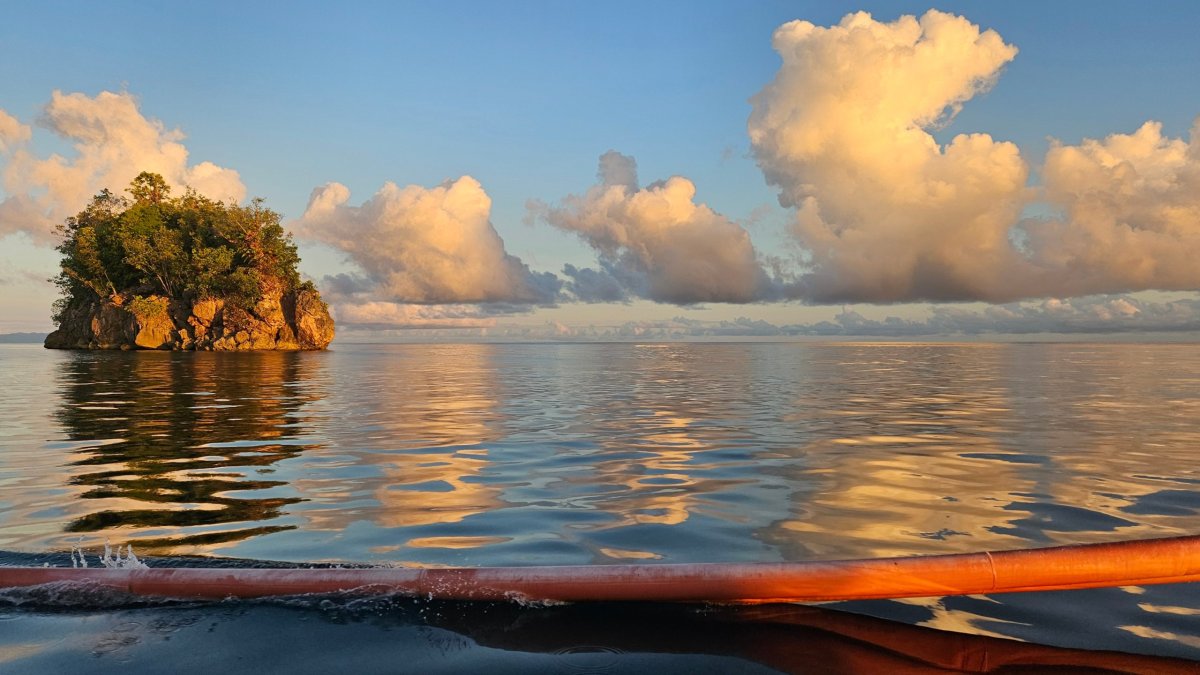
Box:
[749,9,1200,305]
[333,301,498,330]
[749,10,1028,303]
[1,8,1199,336]
[0,91,245,244]
[296,176,560,307]
[0,109,31,153]
[342,293,1200,340]
[1025,120,1200,295]
[484,295,1200,340]
[534,151,783,304]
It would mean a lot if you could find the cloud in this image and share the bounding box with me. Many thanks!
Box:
[340,293,1200,340]
[749,10,1200,305]
[1021,120,1200,295]
[560,263,630,303]
[535,295,1200,339]
[918,296,1200,335]
[749,10,1029,303]
[596,149,639,190]
[317,272,535,330]
[0,256,53,290]
[0,91,245,243]
[332,301,499,329]
[296,176,561,305]
[0,109,31,153]
[534,151,782,304]
[319,272,377,297]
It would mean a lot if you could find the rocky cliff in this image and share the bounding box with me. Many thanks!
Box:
[45,288,334,351]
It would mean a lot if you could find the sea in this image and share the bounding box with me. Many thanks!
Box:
[1,341,1198,673]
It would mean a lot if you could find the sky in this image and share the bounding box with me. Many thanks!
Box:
[1,1,1199,338]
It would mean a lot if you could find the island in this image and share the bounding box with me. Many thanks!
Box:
[45,172,334,351]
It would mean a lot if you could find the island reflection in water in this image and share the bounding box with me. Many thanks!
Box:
[51,351,326,548]
[1,342,1200,658]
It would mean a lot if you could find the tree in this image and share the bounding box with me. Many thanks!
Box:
[127,171,170,204]
[52,173,307,323]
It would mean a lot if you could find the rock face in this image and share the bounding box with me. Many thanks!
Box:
[45,288,334,351]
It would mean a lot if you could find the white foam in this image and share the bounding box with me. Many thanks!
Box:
[100,543,149,569]
[68,541,149,570]
[70,541,88,569]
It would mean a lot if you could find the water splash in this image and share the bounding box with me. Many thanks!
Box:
[100,543,148,570]
[68,541,149,570]
[70,539,88,569]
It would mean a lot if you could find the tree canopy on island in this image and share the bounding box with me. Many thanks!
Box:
[53,172,308,322]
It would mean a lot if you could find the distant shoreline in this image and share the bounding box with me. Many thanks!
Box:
[0,333,47,344]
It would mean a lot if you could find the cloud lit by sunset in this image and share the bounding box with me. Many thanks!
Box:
[0,91,244,244]
[534,150,779,304]
[1,6,1197,335]
[5,6,1200,664]
[749,10,1200,304]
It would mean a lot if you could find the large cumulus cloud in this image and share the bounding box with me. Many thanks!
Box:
[749,10,1029,303]
[534,151,781,304]
[0,91,245,243]
[749,10,1200,304]
[295,176,561,311]
[1023,120,1200,295]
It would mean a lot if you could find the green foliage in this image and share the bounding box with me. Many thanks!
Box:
[127,171,170,204]
[52,173,306,323]
[128,295,169,321]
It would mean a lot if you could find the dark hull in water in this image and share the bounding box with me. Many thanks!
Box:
[1,597,1196,674]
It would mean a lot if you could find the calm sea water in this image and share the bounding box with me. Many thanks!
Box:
[1,341,1199,670]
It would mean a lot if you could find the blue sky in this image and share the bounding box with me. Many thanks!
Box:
[2,2,1199,336]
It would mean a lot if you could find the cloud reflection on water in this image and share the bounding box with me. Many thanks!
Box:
[4,342,1200,656]
[287,345,508,556]
[3,342,1196,567]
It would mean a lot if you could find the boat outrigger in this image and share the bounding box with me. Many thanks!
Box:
[2,534,1198,603]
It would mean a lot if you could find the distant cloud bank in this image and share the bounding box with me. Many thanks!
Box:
[347,295,1200,340]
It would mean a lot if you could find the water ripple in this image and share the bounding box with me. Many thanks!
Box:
[2,342,1200,656]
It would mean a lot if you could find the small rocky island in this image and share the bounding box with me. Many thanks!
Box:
[46,173,334,351]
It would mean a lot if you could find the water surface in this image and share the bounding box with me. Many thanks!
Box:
[1,342,1199,666]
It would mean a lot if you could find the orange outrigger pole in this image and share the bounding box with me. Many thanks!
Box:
[2,535,1199,603]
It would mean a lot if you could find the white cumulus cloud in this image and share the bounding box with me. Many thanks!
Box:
[749,10,1029,303]
[534,151,781,304]
[0,109,31,153]
[0,91,245,243]
[1022,120,1200,295]
[296,176,560,305]
[749,10,1200,305]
